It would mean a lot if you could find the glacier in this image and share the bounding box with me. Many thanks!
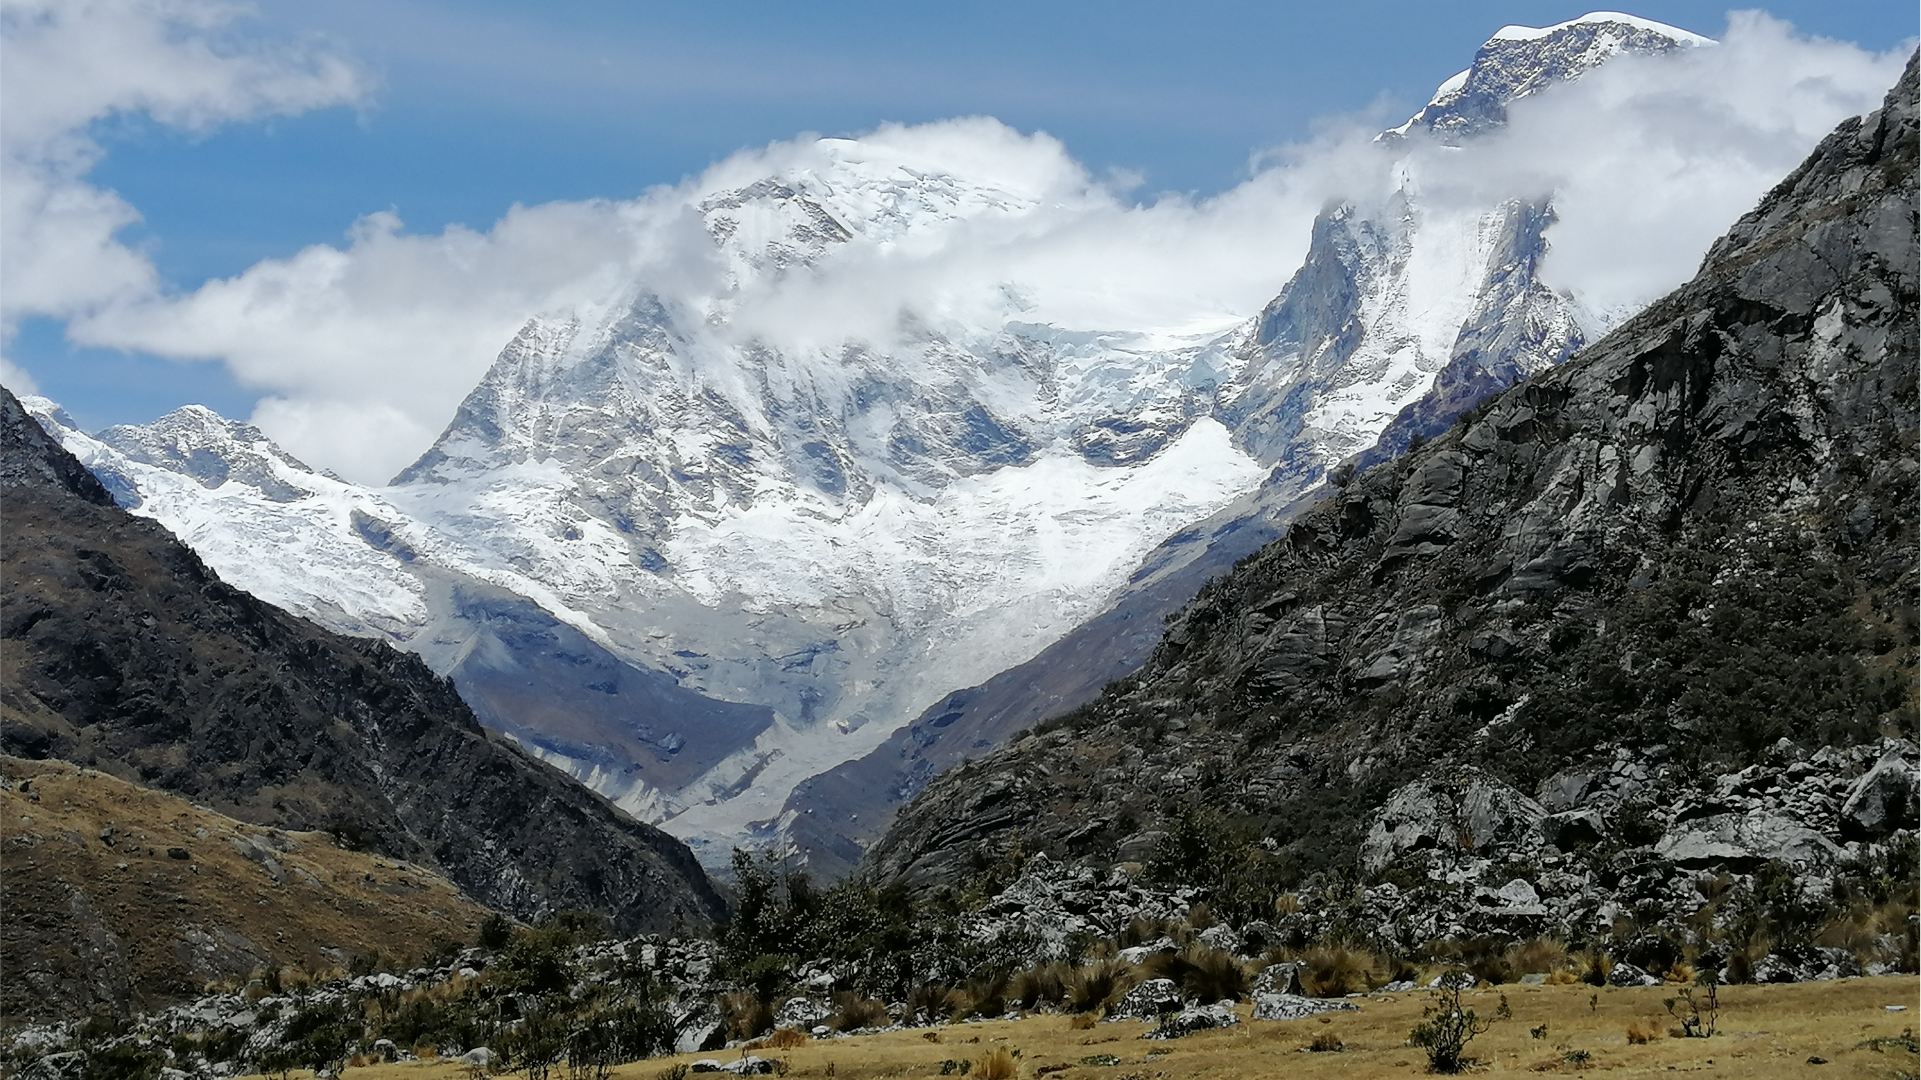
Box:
[27,13,1722,869]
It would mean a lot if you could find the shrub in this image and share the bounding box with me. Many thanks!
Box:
[906,982,956,1024]
[496,930,578,997]
[501,1010,566,1080]
[1409,983,1508,1074]
[1663,977,1720,1038]
[1308,1032,1344,1053]
[478,913,514,951]
[82,1042,165,1080]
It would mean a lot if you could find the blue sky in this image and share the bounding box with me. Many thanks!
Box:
[5,1,1915,444]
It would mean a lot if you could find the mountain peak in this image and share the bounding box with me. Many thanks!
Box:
[1488,11,1713,47]
[1389,10,1713,141]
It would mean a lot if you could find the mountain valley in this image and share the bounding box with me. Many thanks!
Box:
[17,14,1746,873]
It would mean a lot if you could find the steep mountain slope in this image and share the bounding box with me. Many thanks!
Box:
[867,54,1918,891]
[0,386,727,932]
[26,15,1726,870]
[0,757,492,1022]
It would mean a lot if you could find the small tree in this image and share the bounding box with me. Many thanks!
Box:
[1410,979,1509,1073]
[1663,971,1720,1038]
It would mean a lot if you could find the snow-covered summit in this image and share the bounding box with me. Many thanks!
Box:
[1489,11,1714,45]
[1390,11,1713,141]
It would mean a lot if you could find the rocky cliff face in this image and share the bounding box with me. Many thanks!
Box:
[867,57,1918,906]
[0,386,727,934]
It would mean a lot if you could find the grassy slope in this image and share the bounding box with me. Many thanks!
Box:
[0,756,491,1023]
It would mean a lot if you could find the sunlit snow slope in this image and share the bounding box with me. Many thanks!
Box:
[30,13,1712,870]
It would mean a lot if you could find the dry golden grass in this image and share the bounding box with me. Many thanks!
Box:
[0,756,490,1022]
[975,1046,1017,1079]
[248,975,1918,1080]
[766,1028,810,1049]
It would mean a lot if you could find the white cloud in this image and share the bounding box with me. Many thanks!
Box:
[0,354,40,395]
[1402,12,1912,323]
[24,7,1913,483]
[0,0,367,325]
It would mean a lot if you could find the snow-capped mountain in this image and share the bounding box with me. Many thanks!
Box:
[27,13,1711,869]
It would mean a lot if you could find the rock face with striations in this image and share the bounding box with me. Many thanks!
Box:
[867,57,1918,899]
[0,386,727,936]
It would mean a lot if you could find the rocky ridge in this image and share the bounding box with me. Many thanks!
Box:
[865,50,1918,965]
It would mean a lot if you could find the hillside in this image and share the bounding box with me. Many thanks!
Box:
[868,55,1918,899]
[0,757,492,1022]
[0,387,727,948]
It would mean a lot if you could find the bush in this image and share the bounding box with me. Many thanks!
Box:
[82,1043,165,1080]
[1410,983,1508,1074]
[501,1010,566,1080]
[478,913,514,951]
[496,930,578,997]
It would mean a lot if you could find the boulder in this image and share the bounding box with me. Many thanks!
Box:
[1197,924,1243,955]
[1107,978,1184,1021]
[1251,994,1360,1021]
[1541,808,1606,850]
[1748,955,1809,984]
[1362,770,1547,875]
[1145,1003,1240,1039]
[456,1048,495,1068]
[1605,962,1659,988]
[1252,961,1304,997]
[773,997,830,1031]
[1475,878,1548,917]
[19,1051,84,1080]
[722,1058,776,1076]
[1654,812,1839,871]
[675,1001,727,1054]
[1839,753,1918,840]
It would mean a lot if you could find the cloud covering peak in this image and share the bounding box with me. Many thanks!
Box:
[5,6,1910,483]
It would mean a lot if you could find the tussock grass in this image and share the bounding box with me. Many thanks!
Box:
[1064,958,1134,1015]
[827,992,890,1032]
[973,1047,1017,1080]
[1143,944,1248,1003]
